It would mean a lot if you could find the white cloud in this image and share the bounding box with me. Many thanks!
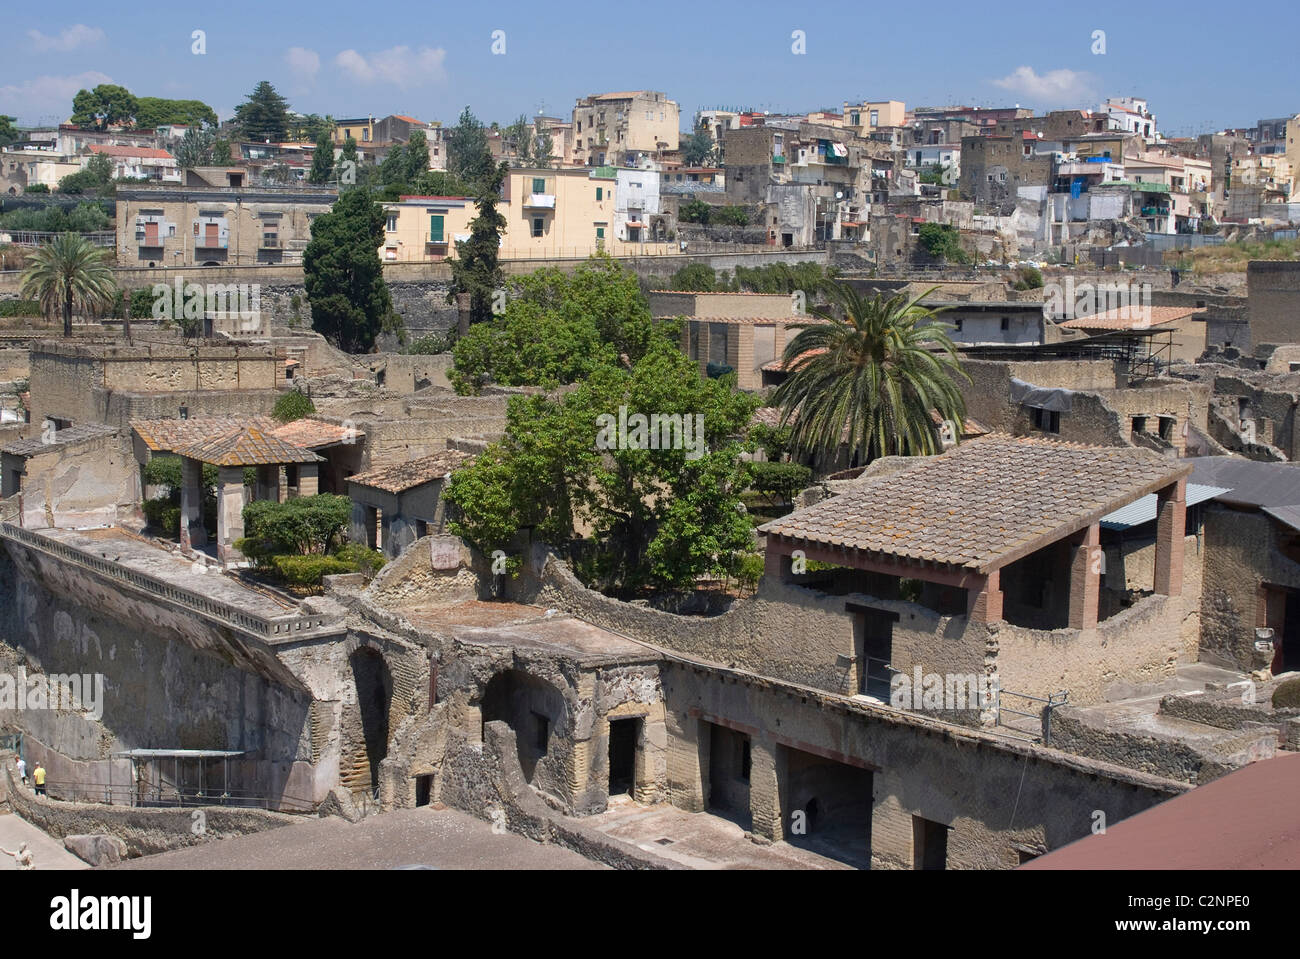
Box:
[992,66,1096,107]
[334,46,447,89]
[285,46,321,87]
[27,24,105,52]
[0,71,113,123]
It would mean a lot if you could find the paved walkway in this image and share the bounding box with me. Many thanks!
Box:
[0,810,88,871]
[586,797,855,869]
[110,806,605,870]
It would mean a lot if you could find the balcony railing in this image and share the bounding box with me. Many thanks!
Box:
[194,236,229,249]
[427,233,448,244]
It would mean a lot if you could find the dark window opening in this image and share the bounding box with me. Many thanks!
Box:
[415,774,433,807]
[1031,407,1060,434]
[913,816,949,870]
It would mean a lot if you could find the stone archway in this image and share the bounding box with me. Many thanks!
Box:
[480,668,567,785]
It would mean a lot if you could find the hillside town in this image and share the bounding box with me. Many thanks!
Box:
[0,32,1298,891]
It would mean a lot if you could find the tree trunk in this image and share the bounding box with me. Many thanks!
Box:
[63,279,72,337]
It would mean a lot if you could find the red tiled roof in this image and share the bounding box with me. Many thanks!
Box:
[89,144,174,159]
[269,418,363,449]
[132,416,278,452]
[759,436,1190,572]
[347,449,474,493]
[1059,306,1204,331]
[1021,753,1300,869]
[761,348,826,372]
[175,426,322,467]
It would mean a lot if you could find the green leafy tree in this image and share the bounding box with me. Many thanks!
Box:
[334,136,360,187]
[134,97,218,129]
[287,114,334,143]
[502,114,532,163]
[233,81,290,143]
[0,116,19,149]
[70,84,138,129]
[308,133,334,185]
[404,130,430,182]
[917,222,967,263]
[445,333,758,594]
[57,153,115,195]
[447,160,508,328]
[445,107,493,190]
[680,198,711,224]
[451,255,654,393]
[242,495,352,555]
[773,284,968,462]
[211,139,233,165]
[303,187,395,353]
[19,233,117,337]
[682,125,718,166]
[749,461,812,505]
[668,263,716,291]
[174,126,216,168]
[378,144,408,186]
[273,390,317,422]
[530,119,554,168]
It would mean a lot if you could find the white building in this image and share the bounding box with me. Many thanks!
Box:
[1100,97,1158,140]
[614,168,660,242]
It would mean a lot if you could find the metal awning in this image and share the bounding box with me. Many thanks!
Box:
[1100,484,1229,530]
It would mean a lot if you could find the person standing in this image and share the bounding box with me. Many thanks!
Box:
[32,762,45,797]
[14,755,26,786]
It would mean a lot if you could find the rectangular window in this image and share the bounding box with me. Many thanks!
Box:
[596,187,603,201]
[386,214,397,232]
[532,177,546,194]
[595,226,604,239]
[429,215,444,242]
[1000,316,1010,331]
[532,217,544,237]
[1032,407,1061,434]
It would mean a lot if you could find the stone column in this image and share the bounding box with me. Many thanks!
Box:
[1068,523,1101,630]
[1154,478,1186,597]
[178,456,206,549]
[666,711,707,813]
[749,737,784,842]
[967,570,1003,624]
[216,466,246,563]
[298,462,319,497]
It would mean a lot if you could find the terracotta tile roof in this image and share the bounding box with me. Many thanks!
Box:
[761,348,827,372]
[685,315,822,326]
[270,418,363,449]
[1059,305,1205,331]
[89,144,174,159]
[759,436,1190,573]
[347,449,475,493]
[750,407,785,428]
[2,423,117,457]
[132,416,277,452]
[174,426,322,467]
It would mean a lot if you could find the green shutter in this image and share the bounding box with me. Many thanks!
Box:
[430,215,444,242]
[596,187,603,201]
[533,177,545,194]
[596,227,604,239]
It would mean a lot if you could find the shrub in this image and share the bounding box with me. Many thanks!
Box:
[242,494,351,555]
[749,461,812,503]
[728,552,764,592]
[270,554,352,588]
[0,300,41,318]
[713,206,750,226]
[272,390,316,423]
[142,497,181,536]
[404,332,453,355]
[917,223,967,263]
[334,542,387,575]
[667,263,716,292]
[680,199,711,224]
[1012,266,1044,290]
[1273,677,1300,709]
[129,288,157,319]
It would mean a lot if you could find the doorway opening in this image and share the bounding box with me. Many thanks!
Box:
[608,718,639,797]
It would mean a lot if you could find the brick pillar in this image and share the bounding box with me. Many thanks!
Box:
[967,570,1002,623]
[666,712,706,812]
[763,545,794,584]
[216,466,245,563]
[1154,478,1186,597]
[298,462,319,496]
[1068,523,1101,630]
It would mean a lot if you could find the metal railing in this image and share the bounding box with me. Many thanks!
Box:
[0,230,115,248]
[993,688,1069,743]
[37,779,317,812]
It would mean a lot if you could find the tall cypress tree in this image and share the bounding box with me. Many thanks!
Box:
[233,81,290,142]
[303,188,394,353]
[448,160,507,326]
[308,132,335,185]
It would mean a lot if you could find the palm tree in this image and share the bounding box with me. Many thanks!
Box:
[19,233,117,337]
[773,283,969,464]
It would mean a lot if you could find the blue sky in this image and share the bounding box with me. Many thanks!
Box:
[2,1,1296,135]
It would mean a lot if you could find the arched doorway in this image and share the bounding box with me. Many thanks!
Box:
[348,646,393,796]
[480,669,566,784]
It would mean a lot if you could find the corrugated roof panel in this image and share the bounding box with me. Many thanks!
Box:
[1100,484,1230,530]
